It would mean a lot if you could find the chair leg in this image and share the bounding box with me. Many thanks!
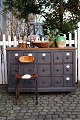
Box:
[35,79,38,105]
[16,79,19,105]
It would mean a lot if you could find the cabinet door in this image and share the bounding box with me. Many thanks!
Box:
[53,77,63,87]
[38,77,51,87]
[64,52,72,62]
[10,52,23,63]
[20,63,34,74]
[38,65,50,76]
[54,64,63,74]
[54,51,63,63]
[24,52,37,63]
[20,80,35,88]
[8,78,27,90]
[11,65,18,76]
[8,77,16,88]
[64,75,72,87]
[64,64,72,74]
[38,52,50,63]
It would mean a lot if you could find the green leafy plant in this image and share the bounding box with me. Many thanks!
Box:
[42,0,80,34]
[47,29,59,38]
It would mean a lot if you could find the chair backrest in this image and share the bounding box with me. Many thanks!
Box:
[19,56,34,63]
[18,56,35,74]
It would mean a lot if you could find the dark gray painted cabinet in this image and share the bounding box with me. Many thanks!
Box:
[6,47,76,92]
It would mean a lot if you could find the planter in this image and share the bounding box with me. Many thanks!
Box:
[56,41,66,48]
[56,33,66,47]
[49,37,56,47]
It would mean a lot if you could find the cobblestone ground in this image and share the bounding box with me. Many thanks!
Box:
[0,84,80,120]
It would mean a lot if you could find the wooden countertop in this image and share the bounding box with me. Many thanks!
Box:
[6,47,77,51]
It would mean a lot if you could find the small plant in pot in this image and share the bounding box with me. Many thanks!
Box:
[47,29,59,47]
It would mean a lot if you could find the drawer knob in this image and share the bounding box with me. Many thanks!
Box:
[57,81,59,83]
[67,68,69,71]
[57,57,59,59]
[29,69,31,71]
[15,53,18,59]
[15,57,18,60]
[29,81,31,84]
[43,81,46,83]
[67,80,70,83]
[57,69,59,71]
[42,56,45,59]
[66,56,69,59]
[43,69,46,71]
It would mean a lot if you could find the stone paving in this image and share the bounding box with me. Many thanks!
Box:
[0,84,80,120]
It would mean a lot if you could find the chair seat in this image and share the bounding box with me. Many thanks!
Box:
[15,74,38,79]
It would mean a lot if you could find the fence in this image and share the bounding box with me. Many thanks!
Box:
[0,35,18,84]
[0,22,80,84]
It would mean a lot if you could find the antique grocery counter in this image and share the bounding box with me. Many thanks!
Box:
[6,47,76,92]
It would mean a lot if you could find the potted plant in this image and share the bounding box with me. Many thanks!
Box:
[47,29,59,47]
[44,28,66,48]
[55,33,66,48]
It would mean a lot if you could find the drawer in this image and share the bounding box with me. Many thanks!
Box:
[38,52,50,63]
[10,77,35,88]
[18,63,35,74]
[11,64,35,76]
[21,80,35,88]
[9,77,16,88]
[64,75,72,87]
[64,52,72,62]
[10,52,23,63]
[38,77,51,87]
[53,77,63,87]
[24,52,37,63]
[54,51,63,63]
[11,65,18,76]
[22,64,34,74]
[38,65,50,75]
[64,64,72,74]
[54,64,63,74]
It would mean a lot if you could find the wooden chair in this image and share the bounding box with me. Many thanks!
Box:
[15,56,38,105]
